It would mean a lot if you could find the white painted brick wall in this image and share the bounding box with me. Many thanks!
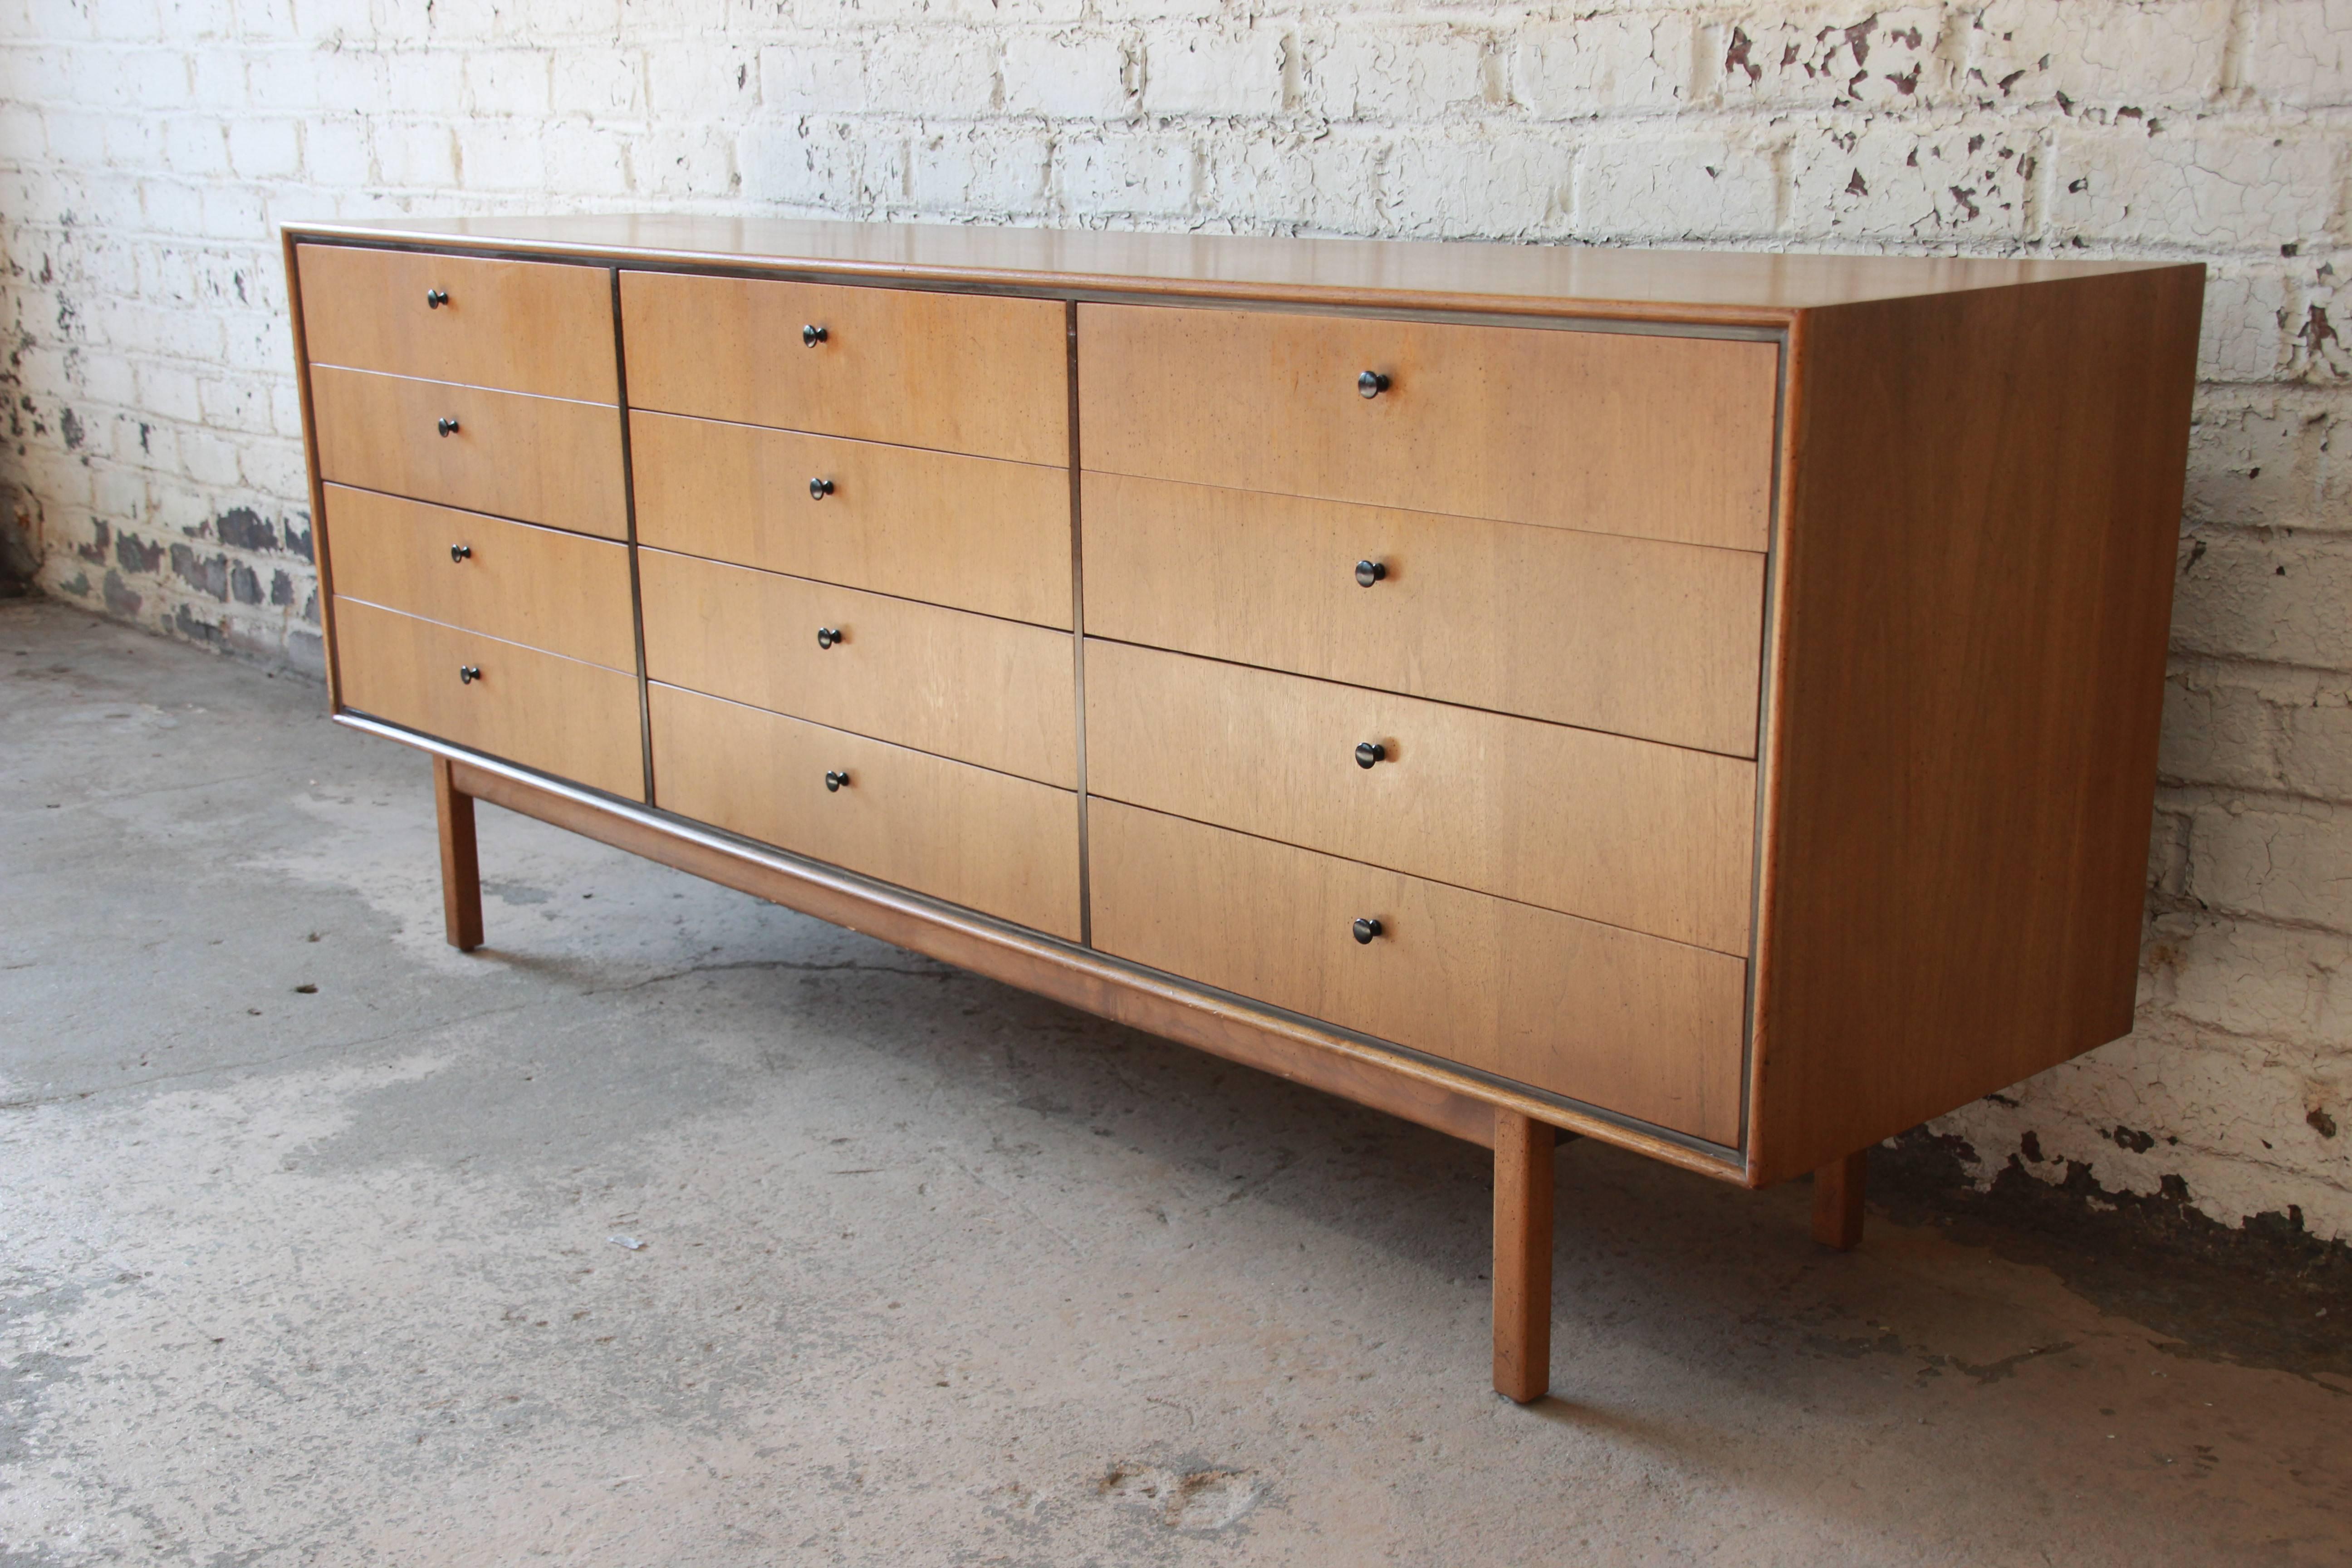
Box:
[3,0,2349,1241]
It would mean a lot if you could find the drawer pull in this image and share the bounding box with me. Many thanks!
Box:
[457,664,481,685]
[1354,740,1387,769]
[802,323,828,347]
[436,416,460,437]
[824,769,851,792]
[816,626,845,649]
[449,543,472,563]
[1356,370,1390,399]
[1353,559,1386,587]
[808,476,835,500]
[1352,916,1383,944]
[425,288,449,309]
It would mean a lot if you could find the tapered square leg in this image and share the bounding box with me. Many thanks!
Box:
[1812,1148,1867,1251]
[1492,1107,1555,1403]
[433,755,484,952]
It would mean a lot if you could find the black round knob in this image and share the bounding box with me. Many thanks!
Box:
[426,289,449,308]
[436,416,460,437]
[1354,741,1387,769]
[1354,559,1386,587]
[816,626,843,649]
[802,323,828,347]
[824,769,850,792]
[1352,917,1383,944]
[449,543,472,563]
[809,476,835,500]
[1357,370,1390,399]
[457,664,480,685]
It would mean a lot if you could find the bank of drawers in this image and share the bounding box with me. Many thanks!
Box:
[1078,304,1773,1140]
[617,271,1083,937]
[302,246,645,800]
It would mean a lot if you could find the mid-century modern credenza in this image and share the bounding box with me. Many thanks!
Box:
[281,216,2202,1402]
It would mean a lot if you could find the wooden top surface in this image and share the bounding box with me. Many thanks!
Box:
[285,214,2186,325]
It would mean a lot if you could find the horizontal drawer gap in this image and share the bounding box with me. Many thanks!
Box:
[1083,795,1750,962]
[1081,633,1758,763]
[644,547,1074,636]
[322,480,626,543]
[1077,466,1770,563]
[650,681,1074,794]
[309,363,619,409]
[628,406,1069,473]
[337,595,634,674]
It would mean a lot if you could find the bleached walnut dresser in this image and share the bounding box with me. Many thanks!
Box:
[283,217,2203,1402]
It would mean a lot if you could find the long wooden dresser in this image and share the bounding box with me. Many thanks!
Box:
[283,218,2203,1402]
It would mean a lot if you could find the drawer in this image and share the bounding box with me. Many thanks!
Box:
[322,485,636,672]
[1083,472,1765,756]
[332,598,644,801]
[1077,304,1779,553]
[311,367,627,539]
[650,684,1080,940]
[297,245,617,403]
[1085,641,1754,955]
[1090,800,1745,1146]
[631,410,1072,628]
[621,271,1068,466]
[637,549,1076,788]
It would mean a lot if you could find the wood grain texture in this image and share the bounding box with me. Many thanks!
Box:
[296,244,618,402]
[323,485,637,671]
[1089,799,1746,1145]
[1492,1107,1555,1403]
[637,549,1077,787]
[432,755,484,952]
[434,748,1551,1152]
[1078,304,1779,552]
[1085,640,1755,955]
[1812,1150,1866,1251]
[1747,264,2205,1185]
[333,598,646,800]
[294,217,2181,324]
[630,410,1072,627]
[620,270,1068,464]
[1083,472,1765,755]
[284,231,347,712]
[650,683,1080,939]
[310,367,627,538]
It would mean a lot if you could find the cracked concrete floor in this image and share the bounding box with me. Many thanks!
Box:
[1,594,2347,1567]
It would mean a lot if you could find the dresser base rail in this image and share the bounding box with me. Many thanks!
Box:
[390,718,1798,1404]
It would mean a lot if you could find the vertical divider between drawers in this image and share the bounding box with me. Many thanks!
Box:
[608,264,657,806]
[1066,299,1093,949]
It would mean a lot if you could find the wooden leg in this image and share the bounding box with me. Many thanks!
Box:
[1812,1148,1867,1251]
[1492,1107,1554,1403]
[433,755,484,953]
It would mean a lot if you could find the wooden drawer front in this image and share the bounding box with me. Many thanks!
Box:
[298,245,617,403]
[1077,305,1778,553]
[332,598,644,801]
[311,367,627,539]
[1086,641,1754,955]
[637,549,1076,788]
[1091,801,1745,1145]
[651,684,1080,940]
[1083,472,1765,756]
[323,486,636,672]
[621,271,1068,466]
[631,411,1072,628]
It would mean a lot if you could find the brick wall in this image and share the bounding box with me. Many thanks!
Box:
[2,0,2347,1240]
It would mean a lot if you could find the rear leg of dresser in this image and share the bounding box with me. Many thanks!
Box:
[433,755,485,952]
[1492,1107,1554,1402]
[1811,1148,1867,1251]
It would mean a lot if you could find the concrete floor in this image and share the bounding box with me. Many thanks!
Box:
[1,596,2346,1567]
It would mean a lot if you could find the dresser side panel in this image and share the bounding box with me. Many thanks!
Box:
[1749,265,2204,1185]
